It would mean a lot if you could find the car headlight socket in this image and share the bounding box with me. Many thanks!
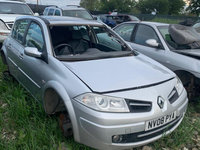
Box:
[74,93,130,112]
[175,76,184,95]
[0,20,8,30]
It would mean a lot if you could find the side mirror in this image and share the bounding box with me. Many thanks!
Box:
[34,13,39,16]
[24,47,42,58]
[146,39,159,48]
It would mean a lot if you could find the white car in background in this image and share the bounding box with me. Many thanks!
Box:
[0,0,34,47]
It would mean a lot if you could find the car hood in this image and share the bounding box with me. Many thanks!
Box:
[174,49,200,59]
[63,55,175,93]
[0,14,25,22]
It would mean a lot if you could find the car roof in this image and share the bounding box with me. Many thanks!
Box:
[23,16,103,26]
[140,21,169,26]
[46,5,86,11]
[0,0,25,4]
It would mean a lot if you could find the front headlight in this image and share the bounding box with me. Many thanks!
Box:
[175,76,184,95]
[74,93,129,112]
[0,20,8,30]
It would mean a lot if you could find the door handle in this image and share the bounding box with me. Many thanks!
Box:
[19,53,23,59]
[7,43,12,49]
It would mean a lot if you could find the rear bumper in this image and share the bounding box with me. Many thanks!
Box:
[72,90,188,150]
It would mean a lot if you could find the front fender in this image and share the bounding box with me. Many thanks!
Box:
[42,80,80,141]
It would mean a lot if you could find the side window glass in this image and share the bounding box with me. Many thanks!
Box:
[55,10,61,16]
[114,24,135,41]
[48,8,54,16]
[43,8,48,15]
[134,24,160,47]
[25,22,44,52]
[12,19,29,44]
[94,27,123,51]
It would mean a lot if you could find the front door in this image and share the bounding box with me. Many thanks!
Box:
[130,24,167,65]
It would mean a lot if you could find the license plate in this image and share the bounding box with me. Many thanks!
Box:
[145,111,176,131]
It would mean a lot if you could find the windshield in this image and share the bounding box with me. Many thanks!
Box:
[49,25,134,61]
[0,2,33,15]
[62,10,93,20]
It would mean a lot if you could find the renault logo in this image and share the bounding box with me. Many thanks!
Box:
[157,96,165,109]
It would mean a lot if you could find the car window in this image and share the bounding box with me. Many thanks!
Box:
[48,8,54,16]
[43,8,49,15]
[0,2,33,15]
[94,27,124,51]
[134,24,160,47]
[114,24,135,41]
[62,10,93,20]
[12,19,29,44]
[25,22,44,52]
[54,9,61,16]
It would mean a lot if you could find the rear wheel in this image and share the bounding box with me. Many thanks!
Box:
[59,112,73,137]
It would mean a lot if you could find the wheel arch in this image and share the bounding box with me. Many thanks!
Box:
[174,70,195,85]
[0,47,8,65]
[42,80,80,141]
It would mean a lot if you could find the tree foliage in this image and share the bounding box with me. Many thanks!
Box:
[80,0,100,11]
[187,0,200,16]
[168,0,185,15]
[137,0,169,14]
[80,0,185,15]
[99,0,136,13]
[137,0,185,15]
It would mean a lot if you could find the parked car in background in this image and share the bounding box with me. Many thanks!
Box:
[43,5,94,20]
[99,14,117,27]
[1,16,188,150]
[114,21,200,98]
[114,14,140,24]
[99,14,140,27]
[193,22,200,33]
[0,0,34,48]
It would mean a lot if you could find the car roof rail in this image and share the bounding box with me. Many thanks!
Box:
[48,5,58,8]
[66,5,81,8]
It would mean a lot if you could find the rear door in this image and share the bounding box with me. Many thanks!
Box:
[6,19,30,81]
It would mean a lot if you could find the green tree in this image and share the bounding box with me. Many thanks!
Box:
[137,0,169,14]
[80,0,100,11]
[168,0,185,15]
[100,0,136,13]
[187,0,200,16]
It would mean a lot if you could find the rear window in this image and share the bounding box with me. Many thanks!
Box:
[62,10,93,20]
[0,2,33,15]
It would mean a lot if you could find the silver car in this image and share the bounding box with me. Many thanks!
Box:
[114,21,200,97]
[0,0,34,47]
[1,16,188,150]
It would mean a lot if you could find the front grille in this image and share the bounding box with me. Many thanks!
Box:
[168,87,179,104]
[112,115,182,143]
[126,99,152,113]
[6,22,14,30]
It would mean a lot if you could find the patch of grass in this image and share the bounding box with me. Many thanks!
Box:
[0,59,199,150]
[151,17,181,24]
